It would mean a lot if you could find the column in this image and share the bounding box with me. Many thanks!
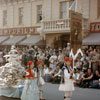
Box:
[67,1,70,18]
[67,1,70,28]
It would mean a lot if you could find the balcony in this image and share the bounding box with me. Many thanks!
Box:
[42,19,71,34]
[41,18,89,36]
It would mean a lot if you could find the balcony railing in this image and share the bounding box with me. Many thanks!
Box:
[42,19,70,33]
[41,18,89,36]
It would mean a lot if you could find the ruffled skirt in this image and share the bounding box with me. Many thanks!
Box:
[21,79,39,100]
[59,78,75,92]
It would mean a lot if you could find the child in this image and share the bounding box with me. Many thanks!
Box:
[21,61,39,100]
[37,60,45,100]
[59,57,75,100]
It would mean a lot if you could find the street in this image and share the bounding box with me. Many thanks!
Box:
[0,83,100,100]
[43,83,100,100]
[0,0,100,100]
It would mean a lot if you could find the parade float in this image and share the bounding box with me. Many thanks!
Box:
[0,46,25,98]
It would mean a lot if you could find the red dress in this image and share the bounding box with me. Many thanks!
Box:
[26,69,34,78]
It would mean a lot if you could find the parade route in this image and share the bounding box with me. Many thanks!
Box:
[0,0,100,100]
[43,83,100,100]
[0,83,100,100]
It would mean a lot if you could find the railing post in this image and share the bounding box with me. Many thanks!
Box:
[67,19,70,29]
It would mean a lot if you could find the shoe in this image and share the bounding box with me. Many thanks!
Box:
[40,98,46,100]
[64,96,66,99]
[89,86,92,88]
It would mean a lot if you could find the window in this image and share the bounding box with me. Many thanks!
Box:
[3,10,7,26]
[98,0,100,17]
[60,2,67,19]
[70,1,76,11]
[37,5,42,23]
[19,7,24,25]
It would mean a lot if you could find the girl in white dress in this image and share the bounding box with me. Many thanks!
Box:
[59,57,74,100]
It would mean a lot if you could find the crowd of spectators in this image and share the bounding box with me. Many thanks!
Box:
[0,46,100,89]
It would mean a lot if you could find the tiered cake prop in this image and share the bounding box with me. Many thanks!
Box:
[0,46,25,86]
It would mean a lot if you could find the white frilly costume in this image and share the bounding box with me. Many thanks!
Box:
[59,67,75,91]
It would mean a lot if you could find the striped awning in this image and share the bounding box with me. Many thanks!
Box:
[0,36,9,44]
[20,35,42,45]
[2,36,25,45]
[83,33,100,45]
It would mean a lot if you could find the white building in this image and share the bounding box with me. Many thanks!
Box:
[0,0,99,48]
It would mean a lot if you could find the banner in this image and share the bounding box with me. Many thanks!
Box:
[70,10,82,54]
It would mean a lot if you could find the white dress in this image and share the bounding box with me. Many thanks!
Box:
[21,79,39,100]
[21,70,39,100]
[59,68,75,92]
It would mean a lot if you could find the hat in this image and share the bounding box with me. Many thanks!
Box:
[37,60,42,65]
[64,57,71,62]
[27,61,33,65]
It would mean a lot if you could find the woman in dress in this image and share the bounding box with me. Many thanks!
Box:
[21,61,39,100]
[59,57,75,100]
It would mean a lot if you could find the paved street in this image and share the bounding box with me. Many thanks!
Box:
[0,83,100,100]
[43,83,100,100]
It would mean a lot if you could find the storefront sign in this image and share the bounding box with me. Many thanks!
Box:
[90,22,100,32]
[0,27,40,35]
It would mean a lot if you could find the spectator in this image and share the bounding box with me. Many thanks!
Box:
[58,50,65,64]
[82,59,89,72]
[89,70,100,88]
[44,50,51,67]
[75,59,82,69]
[92,60,100,73]
[49,51,57,69]
[44,65,52,82]
[80,69,93,88]
[51,65,62,84]
[74,68,82,86]
[27,52,33,62]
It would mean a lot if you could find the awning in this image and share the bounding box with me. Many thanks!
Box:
[0,36,9,44]
[20,35,42,45]
[2,36,25,45]
[83,33,100,45]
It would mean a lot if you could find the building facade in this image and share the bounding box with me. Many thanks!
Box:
[77,0,100,46]
[0,0,99,48]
